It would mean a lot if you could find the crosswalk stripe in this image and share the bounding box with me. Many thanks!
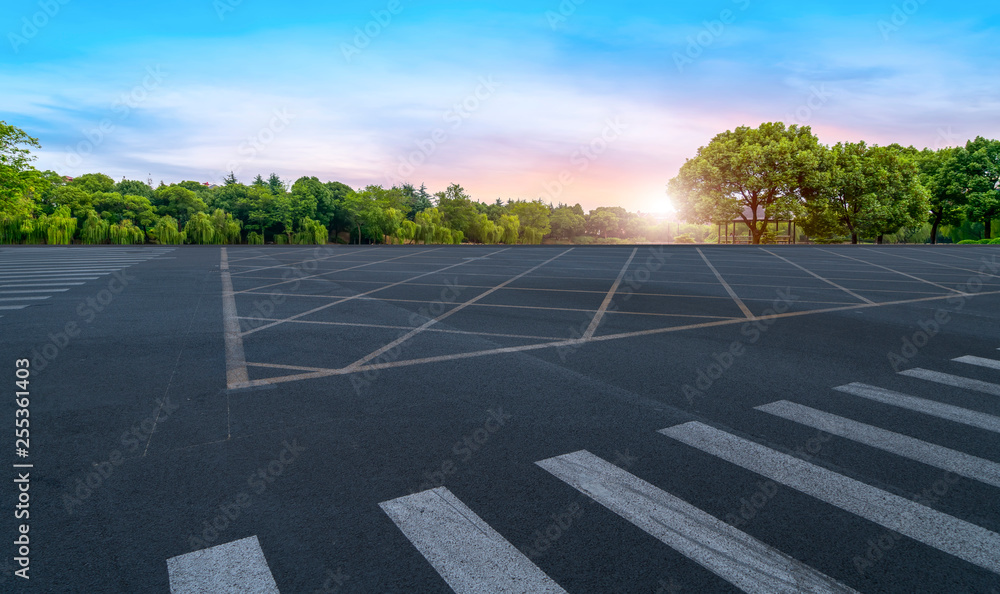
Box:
[756,400,1000,488]
[379,487,567,594]
[900,368,1000,396]
[954,356,1000,371]
[833,383,1000,434]
[165,535,279,593]
[659,421,1000,574]
[0,270,115,276]
[537,450,858,593]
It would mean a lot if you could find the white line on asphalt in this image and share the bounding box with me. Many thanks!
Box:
[221,248,249,388]
[833,383,1000,434]
[379,487,567,594]
[696,248,755,319]
[818,249,966,294]
[0,296,50,301]
[756,400,1000,488]
[0,283,84,288]
[659,422,1000,574]
[583,247,638,339]
[227,289,1000,390]
[899,368,1000,396]
[166,535,279,594]
[760,249,874,304]
[537,450,858,593]
[0,289,70,294]
[0,305,29,310]
[344,249,572,370]
[954,356,1000,371]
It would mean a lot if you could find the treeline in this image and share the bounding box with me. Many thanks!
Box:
[669,122,1000,244]
[0,122,685,246]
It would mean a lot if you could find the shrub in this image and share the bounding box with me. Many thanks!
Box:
[957,239,979,245]
[674,234,696,244]
[247,231,264,245]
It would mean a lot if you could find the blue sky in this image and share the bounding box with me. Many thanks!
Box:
[2,0,998,212]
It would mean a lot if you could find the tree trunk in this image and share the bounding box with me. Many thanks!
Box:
[851,233,858,244]
[876,234,884,245]
[930,212,942,245]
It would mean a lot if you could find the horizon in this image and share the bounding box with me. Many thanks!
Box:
[3,1,999,213]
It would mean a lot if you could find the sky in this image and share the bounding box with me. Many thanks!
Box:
[2,1,999,214]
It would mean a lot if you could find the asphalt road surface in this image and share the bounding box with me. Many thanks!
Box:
[1,244,999,593]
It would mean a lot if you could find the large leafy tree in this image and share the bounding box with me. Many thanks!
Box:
[957,137,1000,238]
[69,173,116,194]
[152,185,208,227]
[668,122,826,244]
[115,179,154,198]
[549,206,585,239]
[436,183,479,236]
[806,142,929,243]
[0,121,43,218]
[509,199,551,243]
[917,148,967,244]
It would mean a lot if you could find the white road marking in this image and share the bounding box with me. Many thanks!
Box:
[0,283,83,288]
[537,450,858,593]
[659,422,1000,574]
[345,248,573,370]
[239,248,510,336]
[583,247,638,339]
[819,249,966,294]
[833,383,1000,434]
[379,487,567,594]
[229,288,1000,390]
[0,289,70,294]
[756,400,1000,488]
[954,356,1000,371]
[0,296,50,301]
[221,248,249,387]
[696,248,754,319]
[0,305,30,310]
[899,368,1000,396]
[760,249,874,304]
[166,535,279,594]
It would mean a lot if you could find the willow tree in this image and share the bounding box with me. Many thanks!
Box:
[152,216,184,245]
[43,207,77,244]
[184,212,216,244]
[498,214,520,244]
[81,212,111,244]
[668,122,826,244]
[109,220,145,244]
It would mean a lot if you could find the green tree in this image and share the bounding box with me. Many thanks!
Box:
[69,173,116,194]
[668,122,826,244]
[436,183,478,236]
[0,121,43,218]
[805,143,929,244]
[498,214,520,244]
[115,179,153,198]
[509,200,551,243]
[93,193,159,229]
[550,207,585,239]
[917,148,967,244]
[957,137,1000,238]
[152,185,208,226]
